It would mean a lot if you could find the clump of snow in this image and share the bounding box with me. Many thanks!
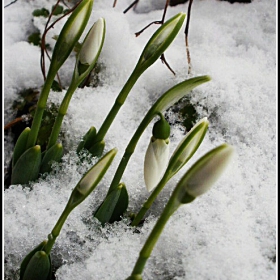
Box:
[4,0,276,280]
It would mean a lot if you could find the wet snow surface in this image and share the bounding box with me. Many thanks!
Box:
[4,0,276,279]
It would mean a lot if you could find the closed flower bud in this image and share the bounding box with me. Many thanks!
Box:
[176,144,235,203]
[51,0,93,70]
[137,12,186,70]
[168,117,209,175]
[79,18,105,66]
[77,148,117,196]
[144,137,170,192]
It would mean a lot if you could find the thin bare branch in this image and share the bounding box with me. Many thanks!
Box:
[184,0,193,74]
[113,0,118,8]
[135,20,162,37]
[161,54,176,76]
[4,0,17,8]
[4,116,32,130]
[123,0,139,14]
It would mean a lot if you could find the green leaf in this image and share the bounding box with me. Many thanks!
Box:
[40,143,63,174]
[11,145,42,185]
[32,8,50,18]
[51,80,62,92]
[51,5,64,16]
[12,127,31,168]
[94,183,129,225]
[88,140,105,157]
[20,240,47,280]
[28,32,41,46]
[22,251,51,280]
[83,126,97,150]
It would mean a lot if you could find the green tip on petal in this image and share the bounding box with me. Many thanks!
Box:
[152,115,170,140]
[175,143,235,203]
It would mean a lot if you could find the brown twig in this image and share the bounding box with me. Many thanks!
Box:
[4,0,17,8]
[135,0,170,36]
[4,116,32,130]
[160,54,176,76]
[123,0,139,14]
[135,20,162,37]
[184,0,193,75]
[113,0,118,7]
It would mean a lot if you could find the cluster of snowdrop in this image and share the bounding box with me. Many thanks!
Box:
[12,1,235,279]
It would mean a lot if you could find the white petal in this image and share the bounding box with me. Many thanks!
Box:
[144,138,169,192]
[79,18,105,65]
[177,144,235,200]
[171,117,208,170]
[65,0,91,44]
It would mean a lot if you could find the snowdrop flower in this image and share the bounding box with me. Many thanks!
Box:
[144,137,170,192]
[168,117,209,175]
[51,0,93,70]
[76,148,117,197]
[176,143,235,203]
[144,115,170,192]
[79,18,105,67]
[137,12,186,71]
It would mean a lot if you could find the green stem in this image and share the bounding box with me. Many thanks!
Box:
[26,62,58,149]
[94,67,142,143]
[46,81,77,150]
[131,171,171,227]
[129,195,179,276]
[43,203,73,255]
[108,110,155,194]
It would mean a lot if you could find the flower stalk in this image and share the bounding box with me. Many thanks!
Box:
[47,17,106,150]
[127,144,235,279]
[94,76,210,224]
[26,0,94,150]
[80,12,187,157]
[131,117,209,226]
[20,148,117,279]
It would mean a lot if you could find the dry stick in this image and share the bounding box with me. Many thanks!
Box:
[185,0,193,75]
[4,0,17,8]
[123,0,139,14]
[135,0,170,36]
[113,0,118,7]
[4,116,32,130]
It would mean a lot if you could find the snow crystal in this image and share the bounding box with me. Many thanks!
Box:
[4,0,276,279]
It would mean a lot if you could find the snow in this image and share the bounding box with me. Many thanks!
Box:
[3,0,277,280]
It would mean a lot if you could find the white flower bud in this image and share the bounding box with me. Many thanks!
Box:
[169,117,209,174]
[144,137,170,192]
[79,18,105,65]
[176,144,235,202]
[77,148,117,196]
